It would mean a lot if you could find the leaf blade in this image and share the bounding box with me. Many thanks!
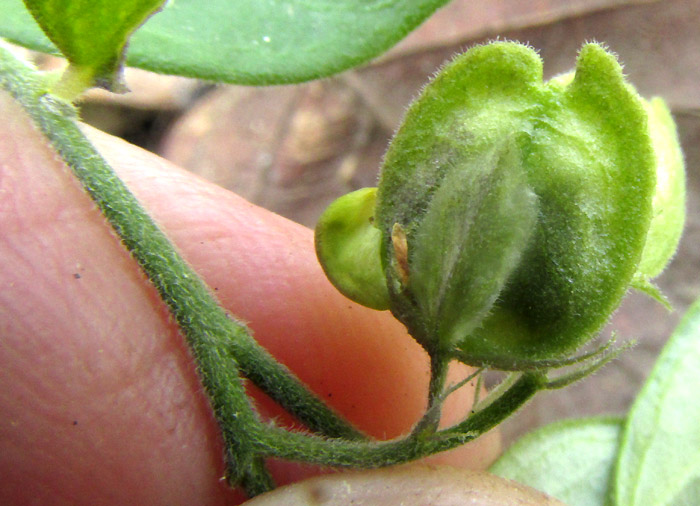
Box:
[613,297,700,506]
[490,416,623,506]
[1,0,451,85]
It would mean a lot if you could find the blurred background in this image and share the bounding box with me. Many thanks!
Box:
[37,0,700,446]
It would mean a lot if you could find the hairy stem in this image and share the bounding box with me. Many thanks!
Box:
[411,354,449,436]
[0,44,549,494]
[0,44,362,496]
[256,372,545,468]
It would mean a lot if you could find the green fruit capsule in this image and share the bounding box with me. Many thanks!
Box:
[315,187,389,310]
[315,42,685,370]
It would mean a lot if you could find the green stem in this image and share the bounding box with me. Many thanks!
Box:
[471,371,519,413]
[428,354,450,410]
[231,341,365,441]
[443,367,484,402]
[256,372,545,468]
[411,354,449,436]
[0,44,362,495]
[0,43,549,493]
[50,63,95,102]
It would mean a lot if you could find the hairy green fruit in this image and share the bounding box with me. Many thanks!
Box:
[315,188,389,310]
[315,42,685,370]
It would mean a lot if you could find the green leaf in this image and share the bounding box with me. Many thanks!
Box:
[1,0,451,85]
[613,297,700,506]
[666,475,700,506]
[490,416,623,506]
[22,0,165,95]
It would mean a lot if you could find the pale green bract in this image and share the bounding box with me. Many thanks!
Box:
[315,41,685,370]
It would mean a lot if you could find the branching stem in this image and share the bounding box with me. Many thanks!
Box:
[0,44,549,498]
[0,44,362,497]
[256,372,545,467]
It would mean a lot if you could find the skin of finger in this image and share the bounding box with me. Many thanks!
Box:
[0,91,499,505]
[244,465,565,506]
